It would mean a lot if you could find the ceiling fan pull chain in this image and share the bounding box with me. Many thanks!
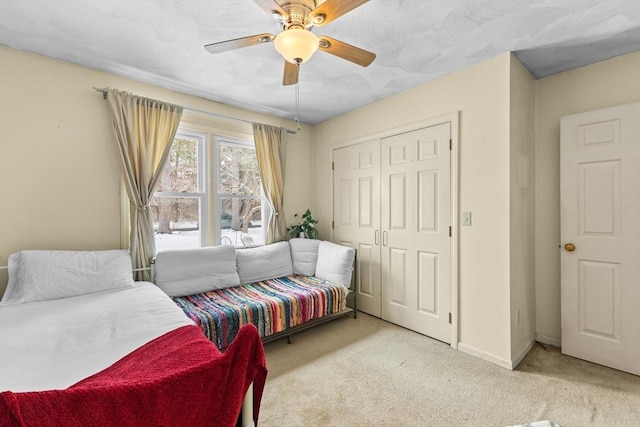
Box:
[295,80,301,131]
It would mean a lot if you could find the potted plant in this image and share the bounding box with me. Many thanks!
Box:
[288,209,319,239]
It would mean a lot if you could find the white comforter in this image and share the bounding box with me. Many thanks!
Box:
[0,283,193,392]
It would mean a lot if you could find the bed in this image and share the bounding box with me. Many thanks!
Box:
[0,249,267,427]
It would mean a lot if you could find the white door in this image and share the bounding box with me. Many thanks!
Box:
[561,102,640,375]
[380,123,452,343]
[333,140,382,317]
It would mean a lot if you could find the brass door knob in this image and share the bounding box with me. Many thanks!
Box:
[564,243,576,252]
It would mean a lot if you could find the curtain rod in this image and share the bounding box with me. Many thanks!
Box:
[92,86,297,135]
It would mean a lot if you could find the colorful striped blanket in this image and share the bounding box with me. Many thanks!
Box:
[173,275,349,349]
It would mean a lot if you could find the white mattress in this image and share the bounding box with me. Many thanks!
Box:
[0,283,193,392]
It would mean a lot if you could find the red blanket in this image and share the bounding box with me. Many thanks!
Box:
[0,324,267,427]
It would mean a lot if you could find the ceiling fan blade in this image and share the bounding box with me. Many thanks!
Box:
[318,36,376,67]
[204,33,274,54]
[310,0,369,26]
[283,60,299,86]
[252,0,286,17]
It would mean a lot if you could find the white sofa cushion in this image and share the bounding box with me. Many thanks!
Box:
[237,241,293,284]
[315,241,356,287]
[0,250,135,305]
[289,238,320,276]
[154,245,240,297]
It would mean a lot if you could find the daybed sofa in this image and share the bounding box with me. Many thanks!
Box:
[153,238,356,349]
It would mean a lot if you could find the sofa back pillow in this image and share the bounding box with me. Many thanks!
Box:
[236,241,293,284]
[289,238,320,276]
[154,245,240,297]
[315,241,356,287]
[0,250,135,305]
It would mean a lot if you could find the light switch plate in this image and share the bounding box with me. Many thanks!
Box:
[462,211,472,226]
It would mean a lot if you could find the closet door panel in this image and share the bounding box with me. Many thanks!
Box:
[389,173,407,230]
[333,140,381,317]
[389,248,407,306]
[357,243,376,297]
[418,170,438,232]
[381,123,451,343]
[418,251,438,314]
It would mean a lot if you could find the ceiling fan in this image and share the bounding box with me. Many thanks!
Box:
[204,0,376,86]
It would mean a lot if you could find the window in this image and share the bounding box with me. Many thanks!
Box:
[150,127,267,252]
[152,131,206,252]
[215,137,268,247]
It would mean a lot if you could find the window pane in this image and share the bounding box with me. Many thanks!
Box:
[151,197,200,251]
[219,197,265,247]
[156,136,199,193]
[219,143,261,195]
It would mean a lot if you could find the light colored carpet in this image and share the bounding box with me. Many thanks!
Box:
[258,313,640,427]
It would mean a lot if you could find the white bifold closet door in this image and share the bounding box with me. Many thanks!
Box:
[333,139,382,317]
[333,122,452,343]
[380,123,452,343]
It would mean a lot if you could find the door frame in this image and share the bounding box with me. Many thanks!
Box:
[328,111,460,349]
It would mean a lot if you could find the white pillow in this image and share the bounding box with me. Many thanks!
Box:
[289,238,320,276]
[0,250,135,305]
[236,241,293,284]
[315,241,356,286]
[154,245,240,297]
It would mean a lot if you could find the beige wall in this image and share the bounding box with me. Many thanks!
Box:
[4,41,637,367]
[508,55,536,362]
[534,51,640,345]
[0,46,313,294]
[313,53,514,364]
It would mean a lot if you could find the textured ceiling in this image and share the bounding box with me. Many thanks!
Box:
[0,0,638,124]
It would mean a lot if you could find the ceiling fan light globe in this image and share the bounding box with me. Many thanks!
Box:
[274,28,319,64]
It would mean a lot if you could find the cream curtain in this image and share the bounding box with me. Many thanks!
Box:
[106,89,183,280]
[252,123,287,244]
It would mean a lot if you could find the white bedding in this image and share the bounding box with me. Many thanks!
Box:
[0,283,192,392]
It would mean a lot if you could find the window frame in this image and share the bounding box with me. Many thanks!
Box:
[152,129,208,248]
[137,122,269,252]
[214,134,269,247]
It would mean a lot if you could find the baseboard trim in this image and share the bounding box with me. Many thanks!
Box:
[457,343,512,370]
[536,334,561,348]
[511,337,536,370]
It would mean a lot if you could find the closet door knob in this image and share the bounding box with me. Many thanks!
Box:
[375,230,379,245]
[564,243,576,252]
